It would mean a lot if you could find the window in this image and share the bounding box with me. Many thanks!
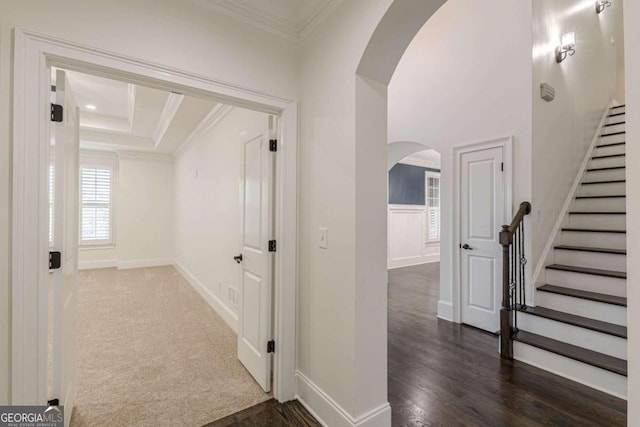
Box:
[80,164,114,245]
[426,172,440,243]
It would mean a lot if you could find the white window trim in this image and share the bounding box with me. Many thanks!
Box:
[79,151,118,248]
[425,171,441,244]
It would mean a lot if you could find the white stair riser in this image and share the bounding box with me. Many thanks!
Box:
[589,157,625,169]
[583,169,626,183]
[567,213,626,230]
[599,134,625,145]
[518,313,627,359]
[554,249,626,272]
[605,115,625,126]
[602,123,625,134]
[560,231,626,249]
[535,291,627,326]
[578,182,626,197]
[546,269,626,297]
[593,144,625,157]
[573,197,625,212]
[610,106,626,115]
[513,342,627,399]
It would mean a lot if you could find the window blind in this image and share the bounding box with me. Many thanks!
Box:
[80,166,112,243]
[426,175,441,242]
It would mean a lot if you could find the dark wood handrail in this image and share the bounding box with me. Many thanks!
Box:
[500,201,531,360]
[500,202,532,243]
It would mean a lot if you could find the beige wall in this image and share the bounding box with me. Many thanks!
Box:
[174,107,267,322]
[78,154,175,269]
[531,0,624,272]
[624,0,638,422]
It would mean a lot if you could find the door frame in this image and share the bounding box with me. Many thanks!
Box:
[11,28,297,404]
[452,136,513,325]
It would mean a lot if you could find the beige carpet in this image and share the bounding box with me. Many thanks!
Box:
[69,266,270,426]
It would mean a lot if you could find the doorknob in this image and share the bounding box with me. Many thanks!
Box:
[461,244,474,250]
[233,254,243,263]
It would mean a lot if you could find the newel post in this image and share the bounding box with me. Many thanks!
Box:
[499,224,513,360]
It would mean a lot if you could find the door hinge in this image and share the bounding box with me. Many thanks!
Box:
[268,240,276,252]
[267,340,275,353]
[269,139,278,152]
[49,251,61,270]
[501,162,504,172]
[51,103,63,122]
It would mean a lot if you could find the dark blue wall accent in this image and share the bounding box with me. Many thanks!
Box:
[388,163,440,205]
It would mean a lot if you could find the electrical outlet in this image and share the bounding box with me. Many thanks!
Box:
[229,287,239,306]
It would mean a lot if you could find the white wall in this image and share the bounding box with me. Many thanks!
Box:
[624,0,638,421]
[174,107,267,331]
[388,0,533,319]
[78,152,175,269]
[531,0,624,270]
[387,205,440,269]
[0,0,297,403]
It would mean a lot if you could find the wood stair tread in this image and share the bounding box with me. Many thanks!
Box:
[581,180,625,185]
[608,112,625,117]
[546,264,626,279]
[568,211,626,215]
[601,131,625,137]
[591,153,625,159]
[562,227,626,233]
[586,166,625,172]
[596,142,625,148]
[537,284,627,306]
[514,331,627,376]
[575,194,626,199]
[554,245,626,255]
[604,122,625,127]
[516,306,627,338]
[610,104,625,109]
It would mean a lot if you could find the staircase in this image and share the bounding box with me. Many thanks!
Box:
[513,104,628,398]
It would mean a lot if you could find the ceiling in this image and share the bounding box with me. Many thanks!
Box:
[400,149,441,169]
[57,70,223,156]
[195,0,342,39]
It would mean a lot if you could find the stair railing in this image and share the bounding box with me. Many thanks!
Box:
[500,201,532,359]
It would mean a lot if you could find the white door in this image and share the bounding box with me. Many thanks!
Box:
[237,118,275,392]
[51,70,80,427]
[460,145,505,332]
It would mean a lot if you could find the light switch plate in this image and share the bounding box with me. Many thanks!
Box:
[319,227,328,249]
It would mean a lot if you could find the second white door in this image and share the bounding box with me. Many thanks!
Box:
[237,118,275,392]
[460,145,505,333]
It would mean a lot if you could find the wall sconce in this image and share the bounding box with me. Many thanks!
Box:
[595,0,612,14]
[556,32,576,63]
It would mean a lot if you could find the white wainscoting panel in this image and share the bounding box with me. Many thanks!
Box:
[388,205,440,269]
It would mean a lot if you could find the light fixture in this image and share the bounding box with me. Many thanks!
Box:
[556,32,576,63]
[85,104,97,110]
[595,0,612,14]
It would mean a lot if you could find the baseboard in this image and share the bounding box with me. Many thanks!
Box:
[388,253,440,269]
[78,259,118,270]
[436,300,454,321]
[78,258,174,270]
[295,371,391,427]
[531,102,611,290]
[174,261,239,334]
[117,257,175,270]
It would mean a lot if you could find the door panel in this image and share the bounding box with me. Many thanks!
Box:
[237,118,274,392]
[51,69,80,427]
[460,146,504,332]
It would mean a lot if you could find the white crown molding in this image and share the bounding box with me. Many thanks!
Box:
[80,128,154,151]
[152,92,184,149]
[194,0,343,41]
[174,104,234,159]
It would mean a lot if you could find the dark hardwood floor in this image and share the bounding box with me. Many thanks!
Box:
[388,262,627,427]
[204,399,321,426]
